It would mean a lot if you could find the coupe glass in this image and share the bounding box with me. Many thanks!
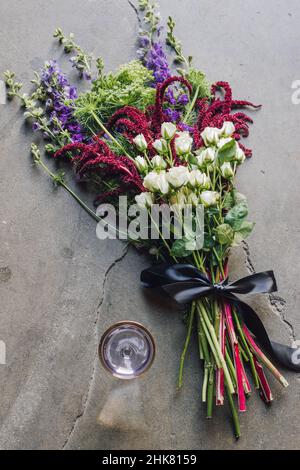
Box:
[99,321,155,379]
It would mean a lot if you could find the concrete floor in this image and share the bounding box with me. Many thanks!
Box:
[0,0,300,450]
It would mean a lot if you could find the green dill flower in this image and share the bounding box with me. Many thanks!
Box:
[74,60,156,132]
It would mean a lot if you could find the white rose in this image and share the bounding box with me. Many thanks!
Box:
[188,170,210,189]
[220,162,234,179]
[152,138,168,154]
[143,170,169,194]
[135,192,154,208]
[161,122,177,140]
[196,147,216,167]
[235,146,246,164]
[175,133,193,155]
[135,155,148,172]
[221,121,235,137]
[133,134,148,151]
[201,127,221,146]
[200,190,220,207]
[167,166,190,188]
[151,155,167,169]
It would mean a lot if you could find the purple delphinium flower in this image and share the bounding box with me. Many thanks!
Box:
[178,123,194,132]
[177,94,189,106]
[164,108,181,122]
[145,42,171,84]
[32,122,41,132]
[141,43,190,124]
[40,60,84,143]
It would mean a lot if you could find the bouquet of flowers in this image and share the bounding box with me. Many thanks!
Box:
[4,0,299,438]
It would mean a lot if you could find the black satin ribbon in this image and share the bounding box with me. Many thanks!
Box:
[141,263,300,372]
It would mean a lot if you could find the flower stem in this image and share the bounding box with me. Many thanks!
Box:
[206,365,215,418]
[37,159,100,222]
[197,301,235,394]
[225,382,241,439]
[178,303,195,389]
[183,85,200,124]
[243,325,289,388]
[233,309,259,389]
[202,365,209,402]
[90,110,134,161]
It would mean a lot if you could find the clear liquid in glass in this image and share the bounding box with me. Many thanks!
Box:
[99,322,155,379]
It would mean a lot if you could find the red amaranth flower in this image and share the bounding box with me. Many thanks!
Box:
[54,140,145,203]
[105,106,154,144]
[195,81,261,156]
[150,76,193,135]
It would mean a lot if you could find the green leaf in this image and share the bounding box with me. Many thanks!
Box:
[170,239,192,258]
[225,201,248,230]
[215,224,234,245]
[233,191,247,205]
[203,232,215,252]
[233,221,255,245]
[223,191,235,209]
[223,190,247,209]
[217,139,237,165]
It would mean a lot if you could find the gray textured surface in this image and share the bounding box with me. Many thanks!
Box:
[0,0,300,450]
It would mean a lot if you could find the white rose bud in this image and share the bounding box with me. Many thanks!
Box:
[152,138,168,154]
[186,191,199,206]
[175,132,193,155]
[151,154,167,169]
[167,166,190,188]
[220,162,234,179]
[235,146,246,164]
[143,170,169,195]
[200,190,220,207]
[135,155,148,172]
[201,127,220,146]
[188,170,210,189]
[133,134,148,151]
[161,122,177,140]
[135,192,154,208]
[221,121,235,137]
[196,147,216,167]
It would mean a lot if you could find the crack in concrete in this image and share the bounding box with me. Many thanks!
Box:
[61,243,129,449]
[241,240,255,274]
[127,0,141,25]
[241,240,296,342]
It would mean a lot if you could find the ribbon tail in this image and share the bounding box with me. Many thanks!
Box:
[228,295,300,372]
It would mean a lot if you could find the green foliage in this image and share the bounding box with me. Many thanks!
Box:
[170,239,193,258]
[224,196,254,245]
[3,70,23,99]
[138,0,149,10]
[215,224,234,245]
[225,200,248,230]
[184,68,211,98]
[74,60,155,131]
[233,221,255,245]
[53,28,97,79]
[217,139,237,165]
[223,189,246,209]
[166,16,190,67]
[107,133,140,157]
[203,232,215,252]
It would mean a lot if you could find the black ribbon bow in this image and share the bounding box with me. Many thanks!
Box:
[141,263,300,372]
